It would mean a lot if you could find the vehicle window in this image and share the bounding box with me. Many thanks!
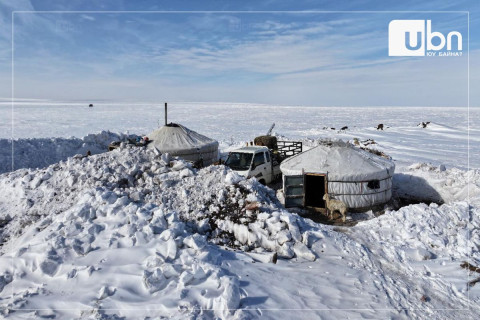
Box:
[265,152,270,163]
[225,152,253,171]
[253,152,265,167]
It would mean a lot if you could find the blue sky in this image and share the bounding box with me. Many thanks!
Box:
[0,0,479,106]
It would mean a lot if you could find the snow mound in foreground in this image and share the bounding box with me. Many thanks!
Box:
[0,146,308,258]
[0,186,244,318]
[0,131,127,174]
[0,146,315,318]
[354,200,477,263]
[0,147,478,318]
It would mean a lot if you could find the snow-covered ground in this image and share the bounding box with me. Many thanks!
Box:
[1,102,479,170]
[0,103,479,319]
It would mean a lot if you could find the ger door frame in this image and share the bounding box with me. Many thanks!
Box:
[303,172,328,210]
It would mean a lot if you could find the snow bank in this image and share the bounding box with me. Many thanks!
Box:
[0,145,310,257]
[0,131,127,174]
[0,139,478,318]
[0,186,243,318]
[393,163,480,203]
[0,146,316,318]
[344,198,480,317]
[354,200,476,263]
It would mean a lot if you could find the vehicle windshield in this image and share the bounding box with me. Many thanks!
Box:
[225,152,253,171]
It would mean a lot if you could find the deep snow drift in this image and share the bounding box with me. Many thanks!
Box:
[0,131,126,174]
[0,145,316,319]
[0,143,479,319]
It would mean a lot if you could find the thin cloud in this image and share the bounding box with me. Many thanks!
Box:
[0,9,476,106]
[80,14,96,21]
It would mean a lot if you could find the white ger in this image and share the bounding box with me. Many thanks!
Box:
[280,140,395,213]
[147,123,219,166]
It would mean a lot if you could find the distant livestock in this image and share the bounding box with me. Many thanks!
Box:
[323,193,347,222]
[420,121,430,128]
[376,124,384,130]
[340,126,348,131]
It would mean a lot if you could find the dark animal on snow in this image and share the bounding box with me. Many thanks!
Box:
[272,252,278,264]
[340,126,348,131]
[376,124,384,130]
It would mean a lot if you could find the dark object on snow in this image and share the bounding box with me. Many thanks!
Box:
[108,135,152,151]
[460,261,480,273]
[341,126,348,131]
[461,261,480,287]
[86,150,91,157]
[192,158,204,169]
[376,124,384,130]
[108,141,121,151]
[117,178,130,189]
[253,136,302,161]
[165,102,168,125]
[272,252,278,264]
[420,121,431,128]
[331,127,335,130]
[254,135,278,150]
[89,104,93,107]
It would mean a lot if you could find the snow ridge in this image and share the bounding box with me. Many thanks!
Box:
[0,131,126,174]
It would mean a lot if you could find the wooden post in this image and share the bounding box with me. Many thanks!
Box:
[164,102,167,125]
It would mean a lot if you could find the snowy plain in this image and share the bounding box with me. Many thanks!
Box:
[0,102,479,319]
[1,102,479,170]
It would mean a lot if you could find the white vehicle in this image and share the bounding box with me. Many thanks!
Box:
[225,146,280,185]
[224,139,302,185]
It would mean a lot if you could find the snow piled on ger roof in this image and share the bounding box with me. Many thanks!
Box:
[280,140,395,181]
[147,123,219,165]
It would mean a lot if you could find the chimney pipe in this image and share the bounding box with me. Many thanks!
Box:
[164,102,167,126]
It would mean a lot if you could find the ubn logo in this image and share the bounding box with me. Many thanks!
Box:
[388,20,462,56]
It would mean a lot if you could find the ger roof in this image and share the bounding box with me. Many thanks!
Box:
[280,140,395,181]
[147,123,218,153]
